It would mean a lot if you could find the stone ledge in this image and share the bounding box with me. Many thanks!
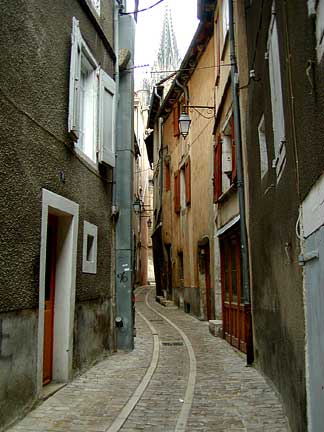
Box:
[209,319,223,337]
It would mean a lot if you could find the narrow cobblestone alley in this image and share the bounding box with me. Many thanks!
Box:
[7,286,289,432]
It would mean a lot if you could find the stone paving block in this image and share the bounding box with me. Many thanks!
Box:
[7,287,290,432]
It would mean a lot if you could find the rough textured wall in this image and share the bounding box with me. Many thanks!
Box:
[245,2,306,431]
[0,311,37,430]
[0,0,115,428]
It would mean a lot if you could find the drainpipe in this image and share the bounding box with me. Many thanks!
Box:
[111,0,120,352]
[154,87,163,222]
[228,0,253,364]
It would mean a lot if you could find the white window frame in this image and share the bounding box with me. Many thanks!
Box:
[221,111,233,193]
[90,0,100,15]
[68,17,116,167]
[258,114,268,179]
[222,0,229,47]
[315,0,324,62]
[267,3,286,182]
[82,221,98,274]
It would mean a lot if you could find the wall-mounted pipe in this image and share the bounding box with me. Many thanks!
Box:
[228,0,253,364]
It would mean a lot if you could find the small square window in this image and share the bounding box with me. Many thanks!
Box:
[83,221,98,274]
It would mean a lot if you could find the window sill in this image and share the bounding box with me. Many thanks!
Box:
[217,182,236,204]
[73,146,100,175]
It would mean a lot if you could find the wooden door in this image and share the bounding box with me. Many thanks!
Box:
[43,215,58,385]
[220,226,249,353]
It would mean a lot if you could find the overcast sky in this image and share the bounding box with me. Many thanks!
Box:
[126,0,199,89]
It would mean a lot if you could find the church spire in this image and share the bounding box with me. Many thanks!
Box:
[141,1,182,106]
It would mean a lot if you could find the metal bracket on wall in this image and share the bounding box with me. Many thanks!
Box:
[298,250,319,266]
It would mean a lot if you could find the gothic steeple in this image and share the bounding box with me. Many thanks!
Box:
[142,0,181,97]
[153,1,181,80]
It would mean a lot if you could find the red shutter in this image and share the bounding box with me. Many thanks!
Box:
[185,157,191,206]
[165,162,171,191]
[174,171,180,213]
[213,135,222,202]
[231,115,237,182]
[173,103,180,137]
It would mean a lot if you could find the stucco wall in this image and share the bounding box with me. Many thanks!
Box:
[245,2,307,430]
[0,1,115,428]
[161,36,215,319]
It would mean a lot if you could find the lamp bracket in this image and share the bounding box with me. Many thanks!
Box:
[183,105,215,111]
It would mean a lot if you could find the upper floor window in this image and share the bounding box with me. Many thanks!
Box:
[267,4,286,182]
[213,114,236,202]
[222,0,229,44]
[174,157,191,213]
[315,0,324,61]
[68,17,115,167]
[258,114,269,179]
[90,0,100,15]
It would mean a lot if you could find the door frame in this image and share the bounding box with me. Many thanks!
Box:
[37,189,79,393]
[219,222,248,353]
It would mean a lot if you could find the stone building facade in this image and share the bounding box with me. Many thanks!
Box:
[0,0,133,429]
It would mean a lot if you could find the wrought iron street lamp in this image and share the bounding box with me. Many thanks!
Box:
[179,105,215,139]
[178,111,191,139]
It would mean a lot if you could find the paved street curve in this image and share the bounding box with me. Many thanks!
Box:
[7,286,289,432]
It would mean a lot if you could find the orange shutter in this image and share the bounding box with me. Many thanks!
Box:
[231,115,237,182]
[185,157,191,206]
[174,171,180,213]
[173,103,180,137]
[213,135,222,202]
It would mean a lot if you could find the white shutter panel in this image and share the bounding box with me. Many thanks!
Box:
[68,17,81,140]
[98,69,116,167]
[268,13,286,180]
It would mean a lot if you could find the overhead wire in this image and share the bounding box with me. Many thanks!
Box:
[120,0,165,16]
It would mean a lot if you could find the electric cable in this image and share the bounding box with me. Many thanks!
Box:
[120,0,165,16]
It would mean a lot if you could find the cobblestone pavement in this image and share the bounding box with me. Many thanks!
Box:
[7,286,289,432]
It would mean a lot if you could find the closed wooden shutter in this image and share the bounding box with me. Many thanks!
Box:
[68,17,82,140]
[165,162,171,191]
[98,69,116,167]
[213,135,222,202]
[185,157,191,206]
[231,115,236,182]
[174,171,180,213]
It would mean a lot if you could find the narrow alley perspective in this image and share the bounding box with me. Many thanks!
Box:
[7,286,288,432]
[2,0,324,431]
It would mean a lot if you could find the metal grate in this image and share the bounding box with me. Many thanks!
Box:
[161,341,184,346]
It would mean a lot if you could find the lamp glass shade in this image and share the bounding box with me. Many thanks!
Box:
[179,112,191,138]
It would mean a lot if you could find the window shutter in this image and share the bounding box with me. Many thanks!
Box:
[214,135,222,202]
[185,157,191,206]
[174,171,180,213]
[165,162,171,191]
[215,18,221,83]
[68,17,81,140]
[173,102,180,137]
[231,115,237,182]
[98,69,116,167]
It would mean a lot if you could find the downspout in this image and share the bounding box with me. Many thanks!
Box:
[228,0,253,364]
[110,0,120,352]
[154,86,163,221]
